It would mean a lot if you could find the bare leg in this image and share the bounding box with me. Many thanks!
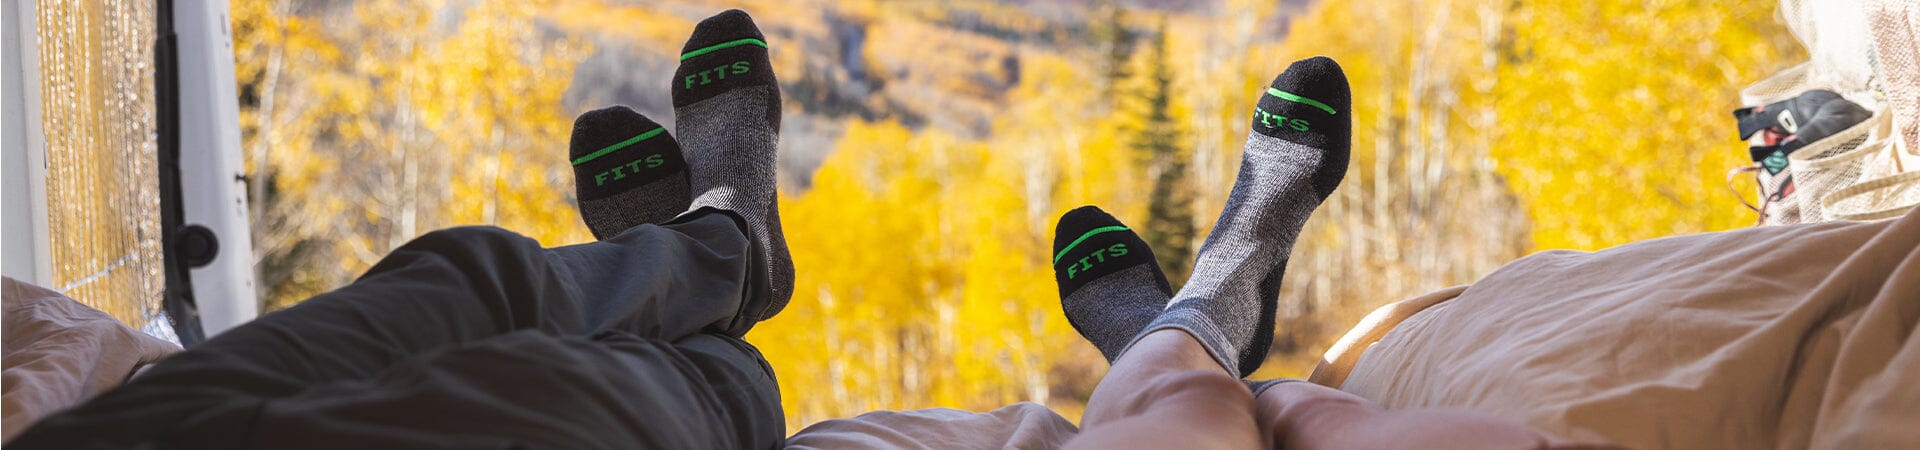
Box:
[1254,381,1551,450]
[1066,329,1261,450]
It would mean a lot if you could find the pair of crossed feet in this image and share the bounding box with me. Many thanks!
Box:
[567,10,789,335]
[569,10,1355,372]
[1054,57,1351,379]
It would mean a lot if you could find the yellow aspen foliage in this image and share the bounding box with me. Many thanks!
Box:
[753,44,1151,429]
[757,119,1076,429]
[1490,0,1802,250]
[414,0,588,246]
[236,0,592,309]
[543,0,694,57]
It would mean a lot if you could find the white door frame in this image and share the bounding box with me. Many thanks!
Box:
[171,0,259,337]
[3,0,53,288]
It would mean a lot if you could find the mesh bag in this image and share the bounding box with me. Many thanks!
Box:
[1740,63,1816,106]
[1732,0,1920,224]
[1867,0,1918,157]
[1825,170,1920,220]
[1787,109,1896,221]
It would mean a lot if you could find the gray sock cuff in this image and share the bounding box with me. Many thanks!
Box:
[1245,378,1305,396]
[1123,307,1242,378]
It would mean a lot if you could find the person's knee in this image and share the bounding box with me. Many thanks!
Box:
[366,226,562,318]
[406,226,542,259]
[1084,370,1259,449]
[386,226,548,277]
[1139,369,1255,415]
[672,334,776,381]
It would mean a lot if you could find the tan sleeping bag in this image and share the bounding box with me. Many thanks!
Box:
[1318,206,1920,448]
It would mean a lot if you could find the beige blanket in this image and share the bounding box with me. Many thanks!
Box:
[2,277,181,441]
[1324,206,1920,448]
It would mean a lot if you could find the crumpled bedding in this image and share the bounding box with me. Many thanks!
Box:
[1322,206,1920,449]
[2,277,180,441]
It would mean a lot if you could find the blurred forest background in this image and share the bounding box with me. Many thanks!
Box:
[231,0,1801,430]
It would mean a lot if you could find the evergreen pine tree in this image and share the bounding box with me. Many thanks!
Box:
[1136,19,1196,286]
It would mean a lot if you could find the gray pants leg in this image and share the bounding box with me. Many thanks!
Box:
[8,210,784,449]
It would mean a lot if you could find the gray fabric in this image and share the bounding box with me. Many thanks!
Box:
[8,212,785,449]
[1064,263,1172,363]
[1244,378,1305,397]
[581,174,690,239]
[677,86,793,333]
[547,211,751,337]
[1133,130,1333,378]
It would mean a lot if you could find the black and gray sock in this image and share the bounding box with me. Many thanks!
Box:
[1130,57,1350,378]
[1053,206,1174,364]
[670,9,791,333]
[569,105,690,239]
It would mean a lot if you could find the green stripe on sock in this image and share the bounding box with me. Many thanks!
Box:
[1054,225,1131,264]
[572,127,665,166]
[1267,88,1337,115]
[680,38,768,61]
